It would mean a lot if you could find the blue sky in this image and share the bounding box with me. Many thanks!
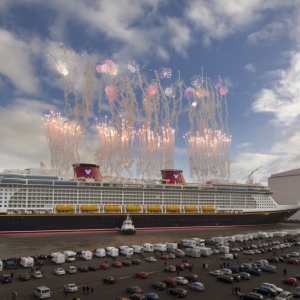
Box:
[1,0,300,184]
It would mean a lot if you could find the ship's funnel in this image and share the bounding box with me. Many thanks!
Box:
[73,163,102,182]
[161,169,186,185]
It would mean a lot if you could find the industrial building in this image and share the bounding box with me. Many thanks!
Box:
[268,168,300,220]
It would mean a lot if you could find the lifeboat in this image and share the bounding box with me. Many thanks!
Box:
[81,205,99,212]
[126,205,142,212]
[147,205,162,212]
[184,206,198,212]
[202,206,215,212]
[104,205,121,212]
[166,205,181,212]
[56,205,75,212]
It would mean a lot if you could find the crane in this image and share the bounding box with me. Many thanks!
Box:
[247,166,263,181]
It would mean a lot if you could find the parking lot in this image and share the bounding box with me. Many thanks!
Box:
[1,236,300,300]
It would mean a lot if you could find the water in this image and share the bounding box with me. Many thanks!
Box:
[1,223,299,259]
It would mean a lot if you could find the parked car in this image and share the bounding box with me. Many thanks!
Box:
[175,264,185,271]
[292,287,300,298]
[167,288,187,297]
[245,268,261,276]
[150,282,166,290]
[188,282,204,291]
[209,270,225,277]
[19,273,31,281]
[123,260,133,267]
[238,272,251,280]
[54,268,65,275]
[78,266,89,272]
[261,265,276,273]
[159,255,169,260]
[1,274,12,284]
[103,276,116,284]
[134,271,148,279]
[240,292,263,300]
[129,294,147,300]
[131,259,141,265]
[32,271,43,279]
[232,274,241,282]
[267,257,279,263]
[252,286,278,296]
[63,283,78,293]
[146,257,156,263]
[217,275,234,283]
[275,291,293,300]
[164,266,175,273]
[282,278,298,286]
[286,258,299,265]
[88,265,99,271]
[184,274,198,282]
[145,293,159,300]
[126,286,143,294]
[174,277,188,285]
[162,278,178,288]
[100,263,109,270]
[67,266,77,274]
[112,262,122,268]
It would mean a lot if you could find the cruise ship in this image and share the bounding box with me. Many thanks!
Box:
[0,163,299,234]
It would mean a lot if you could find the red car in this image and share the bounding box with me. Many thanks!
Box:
[134,271,148,279]
[160,255,169,260]
[112,262,122,268]
[286,258,299,265]
[100,263,110,270]
[182,263,190,269]
[282,278,298,286]
[162,278,178,288]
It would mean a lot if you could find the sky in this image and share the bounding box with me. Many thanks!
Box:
[1,0,300,185]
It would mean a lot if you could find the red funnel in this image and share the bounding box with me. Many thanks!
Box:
[161,169,186,185]
[73,163,102,182]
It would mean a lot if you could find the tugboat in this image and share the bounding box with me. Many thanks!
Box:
[119,215,136,235]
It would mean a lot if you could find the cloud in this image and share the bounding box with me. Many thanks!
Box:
[245,63,256,73]
[236,142,252,149]
[0,98,55,170]
[247,21,287,45]
[185,0,283,45]
[0,29,40,95]
[252,51,300,126]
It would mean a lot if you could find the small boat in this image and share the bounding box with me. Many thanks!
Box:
[119,215,136,235]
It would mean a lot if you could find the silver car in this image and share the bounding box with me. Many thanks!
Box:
[188,282,204,291]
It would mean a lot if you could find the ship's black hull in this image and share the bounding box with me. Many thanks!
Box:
[0,209,298,234]
[119,229,136,235]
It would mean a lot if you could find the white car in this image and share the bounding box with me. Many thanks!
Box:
[63,283,78,293]
[54,268,65,275]
[32,271,43,279]
[209,270,225,277]
[188,282,204,291]
[146,257,156,263]
[220,268,232,275]
[243,250,255,255]
[67,266,77,274]
[174,276,189,285]
[289,252,299,257]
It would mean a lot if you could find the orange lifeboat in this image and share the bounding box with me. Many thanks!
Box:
[126,205,142,212]
[147,205,162,212]
[184,206,198,212]
[56,205,75,212]
[166,205,181,212]
[81,205,99,212]
[202,206,215,212]
[104,205,121,212]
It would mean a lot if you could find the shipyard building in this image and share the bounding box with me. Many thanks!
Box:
[268,168,300,220]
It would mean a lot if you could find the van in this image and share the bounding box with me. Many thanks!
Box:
[174,249,185,258]
[95,248,106,257]
[33,286,51,299]
[221,253,233,260]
